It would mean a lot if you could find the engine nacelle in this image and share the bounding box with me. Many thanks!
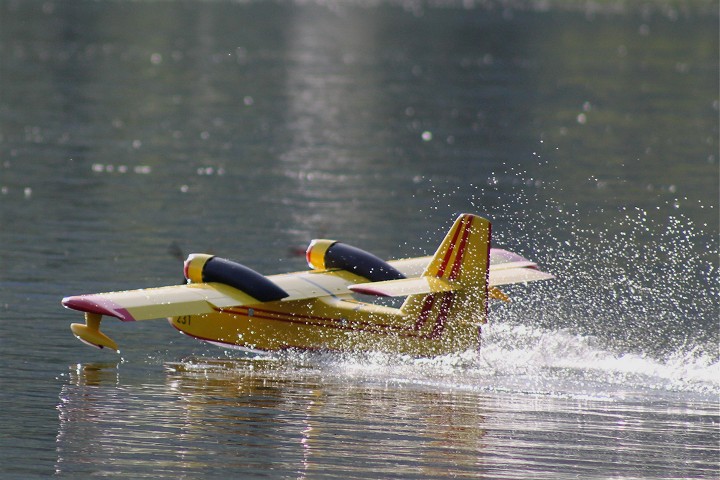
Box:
[305,239,406,282]
[183,254,288,302]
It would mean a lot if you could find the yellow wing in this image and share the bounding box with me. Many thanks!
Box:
[62,249,551,321]
[61,270,362,322]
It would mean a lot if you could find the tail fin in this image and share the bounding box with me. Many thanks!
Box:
[400,214,491,342]
[421,213,491,287]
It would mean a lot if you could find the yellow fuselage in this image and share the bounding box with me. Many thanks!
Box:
[168,271,483,356]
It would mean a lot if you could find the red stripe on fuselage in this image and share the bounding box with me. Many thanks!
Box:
[191,302,450,341]
[170,323,339,353]
[213,305,425,337]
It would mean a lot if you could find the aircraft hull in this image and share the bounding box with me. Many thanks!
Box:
[168,295,483,357]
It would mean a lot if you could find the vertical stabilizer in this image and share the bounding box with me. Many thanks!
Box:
[400,214,491,347]
[421,213,491,288]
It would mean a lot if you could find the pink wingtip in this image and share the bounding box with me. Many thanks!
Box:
[61,295,136,322]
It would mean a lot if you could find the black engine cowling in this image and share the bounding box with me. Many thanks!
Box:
[184,254,288,302]
[305,240,406,282]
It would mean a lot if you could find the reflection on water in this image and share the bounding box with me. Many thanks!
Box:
[56,355,718,479]
[56,359,490,478]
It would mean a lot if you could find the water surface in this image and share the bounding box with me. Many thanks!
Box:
[0,0,718,478]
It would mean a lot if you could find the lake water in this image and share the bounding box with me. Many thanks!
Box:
[0,0,718,478]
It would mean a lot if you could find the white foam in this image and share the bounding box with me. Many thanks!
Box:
[477,323,719,397]
[310,323,719,401]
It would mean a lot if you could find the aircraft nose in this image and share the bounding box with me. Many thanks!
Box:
[184,253,213,283]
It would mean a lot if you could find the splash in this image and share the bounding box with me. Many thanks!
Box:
[495,200,719,360]
[308,321,719,401]
[476,322,719,398]
[168,322,718,402]
[418,156,719,361]
[371,164,719,400]
[166,166,719,402]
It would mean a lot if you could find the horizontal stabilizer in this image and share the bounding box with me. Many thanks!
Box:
[349,276,456,297]
[489,267,554,286]
[387,248,553,288]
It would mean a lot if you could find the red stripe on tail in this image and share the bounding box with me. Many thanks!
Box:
[449,215,473,281]
[414,294,437,331]
[436,217,465,278]
[430,292,455,339]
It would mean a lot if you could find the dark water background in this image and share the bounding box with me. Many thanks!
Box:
[1,0,718,478]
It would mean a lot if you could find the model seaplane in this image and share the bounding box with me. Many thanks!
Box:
[62,214,552,356]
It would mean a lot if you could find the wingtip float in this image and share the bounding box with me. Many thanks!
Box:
[69,314,119,352]
[62,213,553,357]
